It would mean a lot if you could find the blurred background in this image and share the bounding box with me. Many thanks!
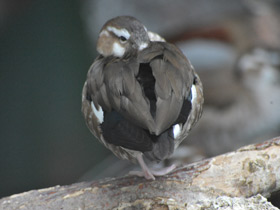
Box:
[0,0,280,205]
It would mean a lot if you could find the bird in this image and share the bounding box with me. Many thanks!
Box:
[82,16,203,180]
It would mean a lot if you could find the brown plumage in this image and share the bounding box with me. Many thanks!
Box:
[82,16,203,180]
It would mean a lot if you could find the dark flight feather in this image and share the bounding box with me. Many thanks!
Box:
[101,111,153,152]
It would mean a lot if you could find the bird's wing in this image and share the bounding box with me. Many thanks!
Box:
[174,71,204,148]
[82,57,107,140]
[84,56,157,134]
[139,42,195,135]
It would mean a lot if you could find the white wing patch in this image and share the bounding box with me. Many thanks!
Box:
[173,124,182,139]
[91,102,104,123]
[191,84,197,104]
[112,42,125,57]
[147,31,165,42]
[138,42,148,51]
[107,26,130,40]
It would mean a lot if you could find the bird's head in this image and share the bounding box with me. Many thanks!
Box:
[96,16,150,58]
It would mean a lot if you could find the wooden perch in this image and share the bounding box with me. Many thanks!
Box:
[1,137,280,209]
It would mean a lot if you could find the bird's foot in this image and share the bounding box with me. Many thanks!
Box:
[129,154,176,180]
[129,169,155,180]
[129,164,176,180]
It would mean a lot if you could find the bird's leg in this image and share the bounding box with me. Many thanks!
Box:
[130,153,155,180]
[129,153,176,180]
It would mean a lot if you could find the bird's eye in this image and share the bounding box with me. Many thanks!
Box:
[119,36,127,43]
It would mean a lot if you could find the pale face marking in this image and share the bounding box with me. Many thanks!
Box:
[112,42,125,57]
[173,124,182,139]
[107,26,131,40]
[91,102,104,123]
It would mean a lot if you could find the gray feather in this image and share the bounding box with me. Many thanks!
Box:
[150,59,171,99]
[154,95,183,135]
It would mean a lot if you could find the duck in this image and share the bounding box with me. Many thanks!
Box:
[82,16,203,180]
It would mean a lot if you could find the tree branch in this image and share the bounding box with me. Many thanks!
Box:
[1,137,280,209]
